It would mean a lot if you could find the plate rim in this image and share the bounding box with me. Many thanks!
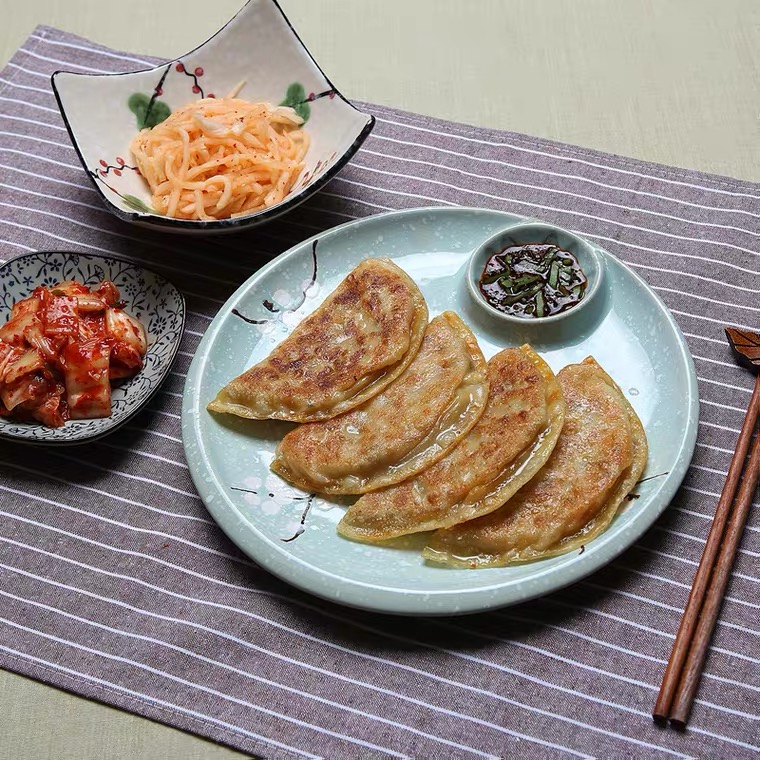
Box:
[182,206,700,615]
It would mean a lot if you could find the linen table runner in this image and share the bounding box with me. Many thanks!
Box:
[0,26,758,760]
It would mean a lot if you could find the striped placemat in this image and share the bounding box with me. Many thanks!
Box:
[1,26,758,760]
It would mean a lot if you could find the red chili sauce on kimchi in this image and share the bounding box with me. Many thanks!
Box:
[0,280,147,427]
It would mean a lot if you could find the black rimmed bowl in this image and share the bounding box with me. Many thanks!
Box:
[51,0,374,234]
[467,222,605,332]
[0,251,185,444]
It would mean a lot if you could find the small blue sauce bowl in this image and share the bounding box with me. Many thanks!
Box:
[467,222,605,330]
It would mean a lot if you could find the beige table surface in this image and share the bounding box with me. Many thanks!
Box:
[1,1,758,758]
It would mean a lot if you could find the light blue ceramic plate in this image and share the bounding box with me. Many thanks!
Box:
[182,207,698,615]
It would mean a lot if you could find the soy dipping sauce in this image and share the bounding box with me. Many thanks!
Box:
[479,243,587,319]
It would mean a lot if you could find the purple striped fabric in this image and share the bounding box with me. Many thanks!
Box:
[1,26,758,760]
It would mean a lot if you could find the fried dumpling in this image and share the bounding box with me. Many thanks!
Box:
[208,258,428,422]
[424,357,648,567]
[271,311,489,494]
[337,345,566,542]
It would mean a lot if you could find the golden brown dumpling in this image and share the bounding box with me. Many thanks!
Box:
[424,357,648,567]
[208,258,428,422]
[337,345,565,542]
[270,311,489,494]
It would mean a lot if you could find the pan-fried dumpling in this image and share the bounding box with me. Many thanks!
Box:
[271,311,489,494]
[424,357,648,567]
[208,258,428,422]
[337,345,566,542]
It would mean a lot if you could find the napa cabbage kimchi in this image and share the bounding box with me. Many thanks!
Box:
[0,280,147,427]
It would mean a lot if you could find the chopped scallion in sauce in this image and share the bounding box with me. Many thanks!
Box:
[479,243,587,318]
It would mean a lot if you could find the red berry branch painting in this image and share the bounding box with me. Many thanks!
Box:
[174,62,215,98]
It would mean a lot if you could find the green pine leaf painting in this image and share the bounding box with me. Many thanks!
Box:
[128,93,171,129]
[122,194,157,214]
[280,82,311,123]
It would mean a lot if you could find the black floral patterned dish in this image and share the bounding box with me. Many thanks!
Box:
[0,251,185,443]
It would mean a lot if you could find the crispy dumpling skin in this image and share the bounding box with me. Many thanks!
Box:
[271,311,489,494]
[424,357,648,568]
[337,345,566,542]
[208,258,428,422]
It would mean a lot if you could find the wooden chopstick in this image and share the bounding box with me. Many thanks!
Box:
[653,373,760,726]
[668,427,760,727]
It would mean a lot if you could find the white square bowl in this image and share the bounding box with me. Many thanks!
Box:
[51,0,375,234]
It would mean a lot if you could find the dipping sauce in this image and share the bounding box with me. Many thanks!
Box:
[479,243,587,318]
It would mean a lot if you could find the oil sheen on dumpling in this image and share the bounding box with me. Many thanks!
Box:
[337,345,566,542]
[270,311,489,494]
[423,357,648,567]
[208,258,428,422]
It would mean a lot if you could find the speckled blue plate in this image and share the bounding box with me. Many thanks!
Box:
[0,251,185,444]
[182,207,698,615]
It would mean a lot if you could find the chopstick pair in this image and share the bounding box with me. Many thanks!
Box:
[653,328,760,729]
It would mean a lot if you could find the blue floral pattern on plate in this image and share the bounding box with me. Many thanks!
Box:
[0,251,185,444]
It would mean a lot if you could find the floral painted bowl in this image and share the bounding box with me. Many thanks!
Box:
[0,251,185,444]
[51,0,375,234]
